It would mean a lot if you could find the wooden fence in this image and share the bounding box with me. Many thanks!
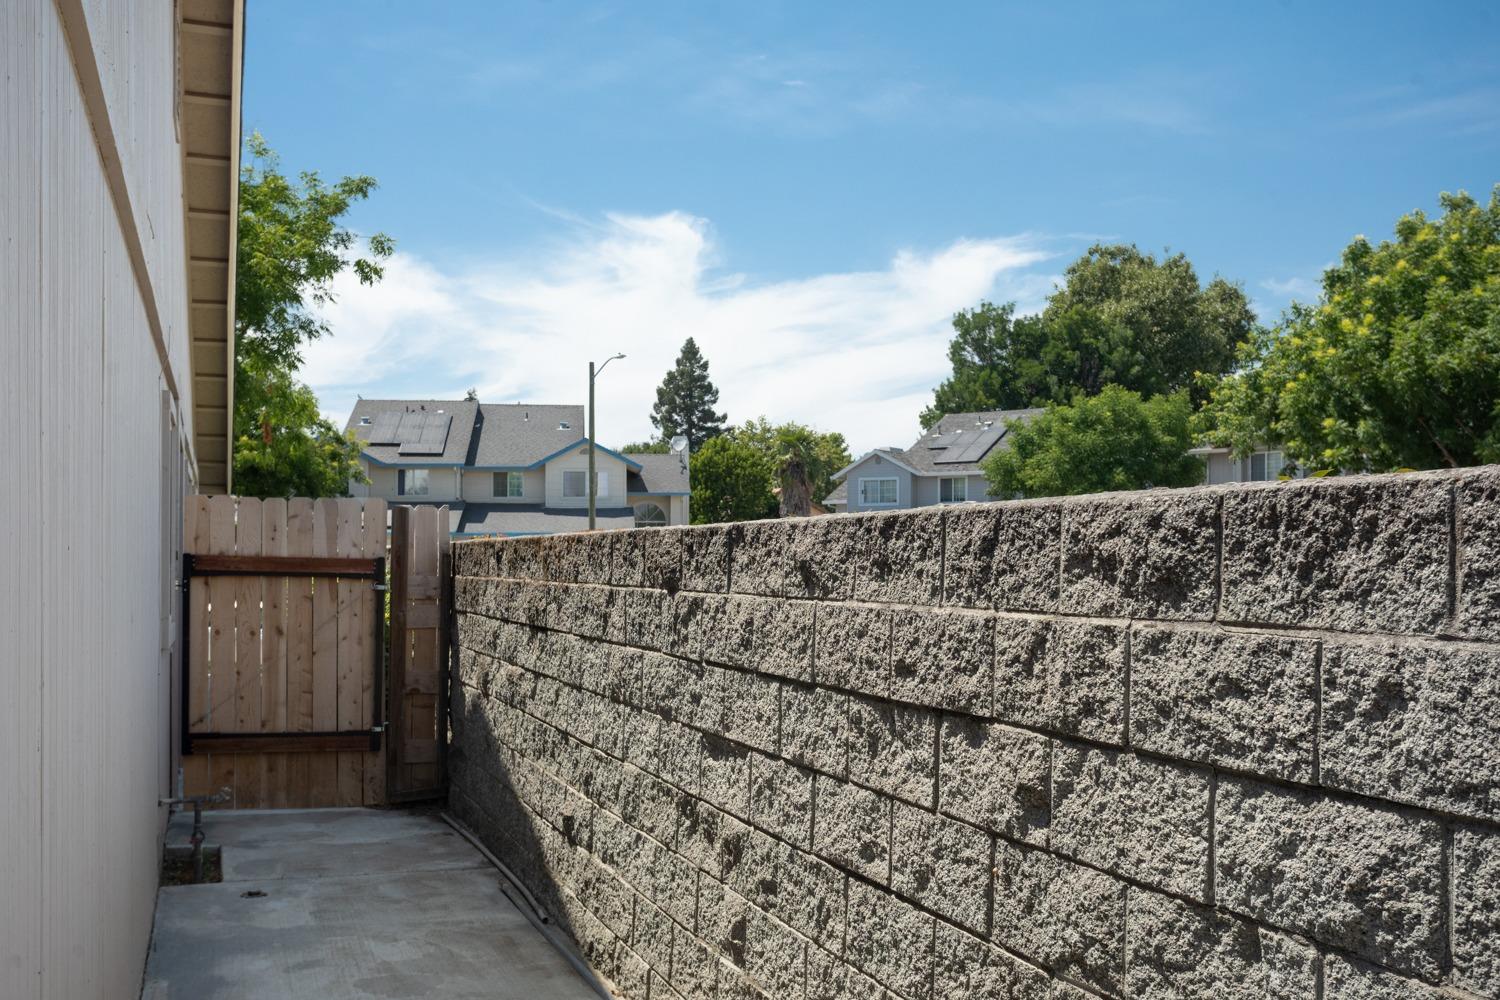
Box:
[387,505,450,801]
[180,496,449,809]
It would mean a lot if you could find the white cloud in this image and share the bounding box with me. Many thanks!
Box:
[303,212,1056,454]
[1259,275,1320,299]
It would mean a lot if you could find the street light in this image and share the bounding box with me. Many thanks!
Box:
[588,353,625,530]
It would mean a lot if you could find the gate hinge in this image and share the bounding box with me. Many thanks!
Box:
[372,583,389,592]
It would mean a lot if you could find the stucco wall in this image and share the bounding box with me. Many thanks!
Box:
[449,468,1500,1000]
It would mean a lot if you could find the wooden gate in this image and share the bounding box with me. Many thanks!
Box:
[386,505,450,801]
[180,496,451,808]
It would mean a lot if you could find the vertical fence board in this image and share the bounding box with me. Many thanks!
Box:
[260,499,288,807]
[284,498,315,807]
[232,498,264,808]
[309,498,340,805]
[388,504,448,800]
[362,498,388,806]
[335,499,364,806]
[182,497,211,797]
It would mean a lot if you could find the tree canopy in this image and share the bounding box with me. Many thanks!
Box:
[982,387,1204,498]
[650,337,727,450]
[689,435,776,524]
[729,417,852,509]
[232,133,393,497]
[1196,188,1500,472]
[923,244,1253,426]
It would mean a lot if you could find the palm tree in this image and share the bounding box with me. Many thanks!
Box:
[776,428,816,517]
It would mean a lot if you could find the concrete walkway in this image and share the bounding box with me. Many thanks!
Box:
[141,808,601,1000]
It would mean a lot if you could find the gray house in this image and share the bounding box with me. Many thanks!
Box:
[824,409,1043,513]
[344,400,690,535]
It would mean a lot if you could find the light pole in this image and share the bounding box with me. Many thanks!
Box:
[588,353,625,530]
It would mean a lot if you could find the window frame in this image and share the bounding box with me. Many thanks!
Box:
[493,471,524,498]
[1248,450,1285,482]
[562,469,587,498]
[633,502,668,528]
[858,477,899,507]
[401,468,431,497]
[939,477,968,503]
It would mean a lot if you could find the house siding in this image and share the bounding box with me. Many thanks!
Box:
[845,455,914,513]
[2,2,225,996]
[912,472,991,506]
[461,468,545,504]
[544,447,629,508]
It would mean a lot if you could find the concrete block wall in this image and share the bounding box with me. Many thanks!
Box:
[449,467,1500,1000]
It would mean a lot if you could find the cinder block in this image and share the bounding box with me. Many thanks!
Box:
[630,898,676,982]
[1322,954,1447,999]
[991,840,1125,996]
[813,776,890,883]
[624,588,674,652]
[1214,777,1446,979]
[677,800,754,884]
[750,752,814,847]
[937,715,1050,846]
[891,607,993,715]
[942,500,1063,613]
[933,922,1053,1000]
[756,599,814,682]
[502,535,548,582]
[807,946,892,1000]
[683,523,735,594]
[547,531,614,584]
[756,836,847,949]
[1456,468,1500,639]
[1050,746,1212,905]
[701,595,758,668]
[700,735,752,819]
[1221,475,1450,634]
[668,593,708,660]
[1321,638,1500,822]
[743,906,808,999]
[696,877,749,967]
[815,602,891,697]
[1454,824,1500,997]
[853,508,944,606]
[734,520,793,597]
[613,527,683,591]
[786,516,859,600]
[714,667,781,755]
[620,763,682,849]
[638,651,707,727]
[993,617,1126,744]
[1060,489,1219,619]
[1124,888,1318,999]
[847,696,938,806]
[1130,625,1318,783]
[890,799,993,934]
[845,879,935,1000]
[781,681,848,779]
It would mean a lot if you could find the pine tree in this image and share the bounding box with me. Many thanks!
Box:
[650,337,727,450]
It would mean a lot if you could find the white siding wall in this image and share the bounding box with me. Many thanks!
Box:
[545,448,628,508]
[845,455,914,513]
[2,3,199,997]
[366,464,462,502]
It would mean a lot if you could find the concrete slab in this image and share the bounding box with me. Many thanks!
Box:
[142,809,600,1000]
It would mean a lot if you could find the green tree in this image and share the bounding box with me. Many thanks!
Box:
[730,417,852,508]
[651,337,727,449]
[232,132,394,497]
[982,386,1204,498]
[1197,188,1500,472]
[923,245,1253,427]
[689,435,776,524]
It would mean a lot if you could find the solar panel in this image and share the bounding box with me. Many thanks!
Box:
[933,426,1003,463]
[398,413,452,455]
[366,411,402,444]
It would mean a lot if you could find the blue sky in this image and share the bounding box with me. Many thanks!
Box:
[245,1,1500,453]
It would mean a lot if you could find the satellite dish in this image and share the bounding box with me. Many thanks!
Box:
[670,435,689,453]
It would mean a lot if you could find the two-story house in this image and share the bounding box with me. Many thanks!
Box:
[824,409,1043,513]
[345,399,689,535]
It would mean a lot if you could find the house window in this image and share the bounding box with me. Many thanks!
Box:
[1248,450,1286,481]
[493,471,523,498]
[563,470,608,498]
[858,477,898,505]
[939,477,968,503]
[400,469,430,496]
[634,502,667,528]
